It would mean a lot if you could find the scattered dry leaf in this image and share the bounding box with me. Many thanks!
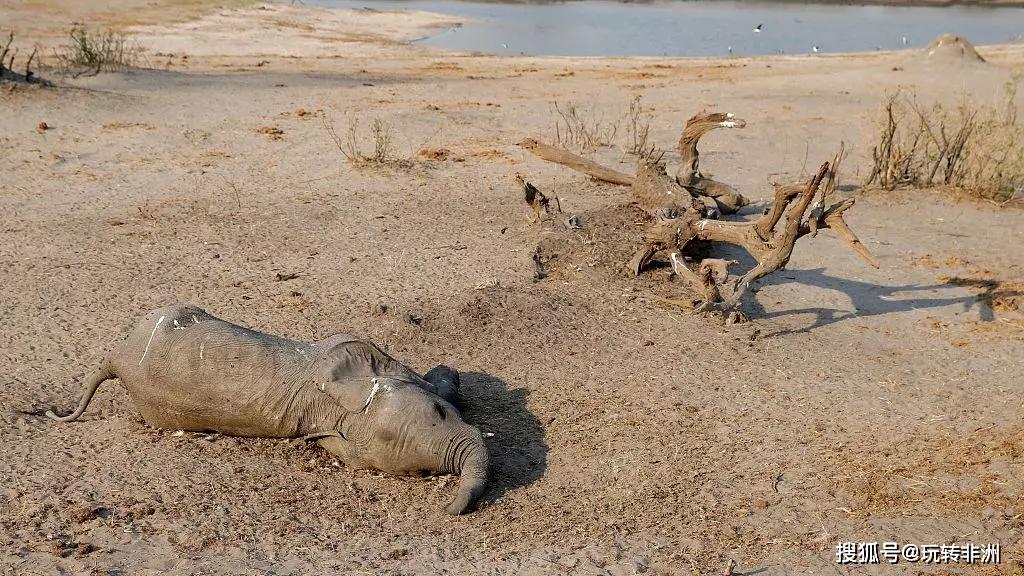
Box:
[256,126,284,140]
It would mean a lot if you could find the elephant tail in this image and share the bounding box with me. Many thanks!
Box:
[46,359,114,422]
[446,430,490,515]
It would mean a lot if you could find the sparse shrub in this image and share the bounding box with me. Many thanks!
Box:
[324,115,412,169]
[370,118,393,164]
[865,87,1024,204]
[55,25,139,76]
[552,101,618,153]
[624,94,657,159]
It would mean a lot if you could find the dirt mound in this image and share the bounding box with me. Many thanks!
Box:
[533,203,761,312]
[924,34,986,65]
[534,204,699,304]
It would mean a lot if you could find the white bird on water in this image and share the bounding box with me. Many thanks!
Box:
[902,36,908,46]
[812,45,820,53]
[501,43,509,49]
[753,23,763,33]
[728,45,733,55]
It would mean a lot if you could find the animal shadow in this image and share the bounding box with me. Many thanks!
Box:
[458,372,548,507]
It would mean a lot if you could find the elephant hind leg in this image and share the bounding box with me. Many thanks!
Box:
[423,365,460,406]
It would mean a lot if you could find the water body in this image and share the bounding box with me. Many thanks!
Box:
[314,0,1024,57]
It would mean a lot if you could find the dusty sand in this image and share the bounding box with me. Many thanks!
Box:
[1,2,1023,575]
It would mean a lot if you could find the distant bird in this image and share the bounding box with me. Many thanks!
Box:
[727,45,733,55]
[501,43,509,49]
[753,24,762,33]
[902,36,908,46]
[812,45,820,53]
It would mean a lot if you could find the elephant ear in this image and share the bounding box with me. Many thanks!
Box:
[318,375,382,414]
[315,339,416,413]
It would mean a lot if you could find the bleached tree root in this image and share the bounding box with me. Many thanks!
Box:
[518,112,878,323]
[640,161,877,321]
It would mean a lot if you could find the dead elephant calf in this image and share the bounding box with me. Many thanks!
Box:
[47,304,489,515]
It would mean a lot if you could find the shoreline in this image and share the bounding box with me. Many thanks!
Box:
[3,1,1023,66]
[318,0,1024,8]
[320,0,1024,5]
[121,3,1024,68]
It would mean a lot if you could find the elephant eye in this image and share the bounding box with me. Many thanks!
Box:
[433,402,447,420]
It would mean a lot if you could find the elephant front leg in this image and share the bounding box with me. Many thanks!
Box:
[300,431,370,469]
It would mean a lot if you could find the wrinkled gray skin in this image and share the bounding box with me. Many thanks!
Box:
[47,304,489,515]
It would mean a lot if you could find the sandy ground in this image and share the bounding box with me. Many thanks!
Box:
[2,2,1023,575]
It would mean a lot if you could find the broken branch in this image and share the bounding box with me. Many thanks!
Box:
[695,163,830,315]
[518,138,635,186]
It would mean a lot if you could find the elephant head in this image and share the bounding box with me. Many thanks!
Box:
[317,374,490,515]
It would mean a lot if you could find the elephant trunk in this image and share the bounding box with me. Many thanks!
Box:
[443,429,490,515]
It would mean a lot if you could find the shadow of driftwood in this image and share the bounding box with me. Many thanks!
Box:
[742,267,1022,335]
[458,372,547,507]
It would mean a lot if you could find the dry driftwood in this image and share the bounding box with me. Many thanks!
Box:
[517,112,877,323]
[519,112,751,215]
[518,138,635,186]
[674,111,749,214]
[1,31,42,84]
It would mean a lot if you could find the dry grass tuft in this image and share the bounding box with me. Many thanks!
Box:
[623,94,659,160]
[324,115,413,169]
[865,85,1024,204]
[55,25,140,76]
[552,101,618,153]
